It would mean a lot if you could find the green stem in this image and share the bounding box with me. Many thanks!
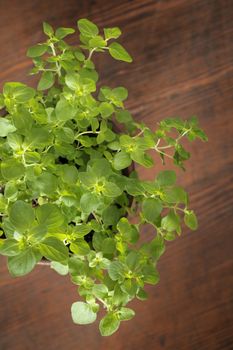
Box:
[98,297,110,310]
[154,148,173,159]
[50,43,61,77]
[157,129,191,150]
[76,130,100,139]
[87,48,96,60]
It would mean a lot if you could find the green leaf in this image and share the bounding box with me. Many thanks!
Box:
[11,107,33,133]
[0,239,21,256]
[37,71,55,90]
[25,127,52,148]
[51,261,69,275]
[55,98,76,121]
[99,102,114,118]
[163,187,188,204]
[68,257,86,276]
[4,182,18,201]
[39,237,68,263]
[161,210,180,232]
[70,240,90,256]
[142,198,162,224]
[36,204,64,230]
[104,27,121,40]
[0,93,4,109]
[65,73,80,90]
[117,218,139,244]
[0,119,16,137]
[157,170,176,186]
[137,288,148,301]
[113,151,132,170]
[126,251,140,270]
[103,182,122,197]
[61,165,79,184]
[164,231,176,241]
[125,179,145,196]
[7,133,23,150]
[112,87,128,101]
[109,42,132,63]
[115,110,133,124]
[112,283,130,306]
[8,249,38,277]
[112,284,129,305]
[60,195,79,208]
[131,151,153,168]
[27,44,48,57]
[3,82,35,102]
[78,172,96,187]
[92,284,108,299]
[55,27,75,39]
[0,159,23,180]
[108,261,125,281]
[55,127,74,144]
[118,307,135,321]
[142,265,160,285]
[71,301,97,325]
[102,205,122,226]
[24,151,40,165]
[150,235,165,260]
[184,210,198,230]
[80,192,100,214]
[99,313,120,336]
[125,226,139,244]
[102,238,116,254]
[77,19,99,37]
[91,158,112,178]
[9,200,35,232]
[29,224,47,241]
[32,172,58,196]
[72,224,92,238]
[43,22,54,36]
[89,36,106,48]
[74,50,85,61]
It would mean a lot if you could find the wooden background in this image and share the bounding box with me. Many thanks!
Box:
[0,0,233,349]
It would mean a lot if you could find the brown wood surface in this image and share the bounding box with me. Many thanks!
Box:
[0,0,233,349]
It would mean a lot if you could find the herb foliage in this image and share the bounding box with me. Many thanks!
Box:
[0,19,207,336]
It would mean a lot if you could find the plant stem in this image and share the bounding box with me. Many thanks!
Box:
[50,42,61,77]
[133,128,145,138]
[154,148,173,159]
[87,48,96,60]
[76,130,100,138]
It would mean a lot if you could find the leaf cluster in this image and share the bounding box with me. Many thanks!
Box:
[0,19,207,336]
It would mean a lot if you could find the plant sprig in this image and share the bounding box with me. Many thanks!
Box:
[0,18,207,336]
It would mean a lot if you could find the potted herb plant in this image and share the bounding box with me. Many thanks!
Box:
[0,19,207,336]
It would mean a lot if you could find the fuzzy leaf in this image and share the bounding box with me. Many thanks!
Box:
[39,237,68,263]
[109,42,132,63]
[104,27,121,40]
[0,239,21,256]
[184,211,198,230]
[0,119,16,137]
[27,44,48,57]
[71,301,97,325]
[99,313,120,336]
[142,198,162,224]
[9,200,35,232]
[37,71,55,90]
[55,27,75,39]
[77,19,99,37]
[113,151,132,170]
[8,249,38,277]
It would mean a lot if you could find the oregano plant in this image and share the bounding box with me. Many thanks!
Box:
[0,19,207,336]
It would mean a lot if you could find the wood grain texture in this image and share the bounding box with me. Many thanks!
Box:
[0,0,233,349]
